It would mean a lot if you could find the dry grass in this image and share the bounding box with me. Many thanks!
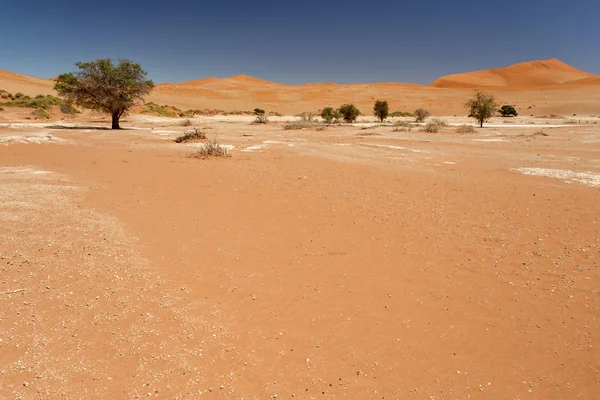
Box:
[456,124,476,134]
[192,139,231,158]
[174,128,206,143]
[180,119,192,127]
[283,120,319,130]
[392,121,414,132]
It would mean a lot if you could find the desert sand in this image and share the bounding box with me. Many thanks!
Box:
[1,60,599,399]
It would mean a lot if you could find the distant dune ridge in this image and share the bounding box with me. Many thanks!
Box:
[1,58,599,115]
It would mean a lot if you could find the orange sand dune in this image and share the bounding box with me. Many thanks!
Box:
[2,59,600,116]
[430,58,595,89]
[0,69,54,96]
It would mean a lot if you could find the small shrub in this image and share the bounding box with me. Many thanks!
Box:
[499,105,518,117]
[175,128,206,143]
[15,92,25,99]
[32,108,50,119]
[430,118,448,126]
[423,122,440,133]
[415,108,430,123]
[193,138,230,158]
[253,115,269,124]
[0,94,8,99]
[284,120,317,130]
[390,111,414,118]
[141,103,177,117]
[456,124,476,133]
[392,120,414,131]
[254,108,265,116]
[299,112,315,122]
[339,104,360,123]
[180,119,192,127]
[269,111,284,117]
[60,101,80,115]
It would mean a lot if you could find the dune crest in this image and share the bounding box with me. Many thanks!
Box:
[430,58,595,89]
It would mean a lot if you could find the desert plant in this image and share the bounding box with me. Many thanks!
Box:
[456,124,476,133]
[321,107,335,123]
[339,104,360,123]
[414,108,430,123]
[389,111,414,118]
[466,90,497,127]
[284,120,317,130]
[180,119,192,126]
[175,128,206,143]
[430,118,448,126]
[54,58,154,129]
[60,101,80,115]
[392,120,414,131]
[32,108,50,119]
[15,92,25,99]
[423,122,440,133]
[299,112,315,121]
[254,108,265,116]
[193,138,230,158]
[499,105,518,117]
[373,100,389,122]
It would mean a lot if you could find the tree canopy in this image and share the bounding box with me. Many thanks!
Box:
[373,100,389,122]
[54,58,154,129]
[466,90,497,127]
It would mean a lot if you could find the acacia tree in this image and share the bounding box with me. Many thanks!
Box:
[466,90,497,127]
[339,104,361,123]
[54,58,154,129]
[373,100,389,122]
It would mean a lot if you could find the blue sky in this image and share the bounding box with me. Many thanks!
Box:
[1,0,598,84]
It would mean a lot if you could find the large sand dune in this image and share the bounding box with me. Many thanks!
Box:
[2,59,600,115]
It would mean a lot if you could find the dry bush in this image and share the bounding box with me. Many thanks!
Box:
[414,108,430,123]
[456,124,476,133]
[253,115,269,124]
[283,120,317,130]
[430,118,448,126]
[423,123,439,133]
[392,120,414,131]
[180,119,192,126]
[174,128,206,143]
[193,139,231,158]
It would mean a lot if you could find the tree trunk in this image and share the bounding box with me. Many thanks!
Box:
[112,111,121,129]
[480,120,483,128]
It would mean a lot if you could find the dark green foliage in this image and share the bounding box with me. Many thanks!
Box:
[254,108,265,116]
[466,90,497,127]
[414,108,430,123]
[339,104,360,123]
[373,100,389,122]
[499,105,518,117]
[54,58,154,129]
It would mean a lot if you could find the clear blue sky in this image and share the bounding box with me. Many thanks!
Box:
[1,0,598,84]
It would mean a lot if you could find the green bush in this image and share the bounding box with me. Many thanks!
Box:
[499,105,518,117]
[415,108,430,123]
[32,108,50,119]
[254,108,265,116]
[321,107,335,123]
[373,100,389,122]
[339,104,360,123]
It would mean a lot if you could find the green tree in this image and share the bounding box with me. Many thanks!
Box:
[54,58,154,129]
[373,100,389,122]
[321,107,335,123]
[466,90,497,127]
[499,105,518,117]
[339,104,360,123]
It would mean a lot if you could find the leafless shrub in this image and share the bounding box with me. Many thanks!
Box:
[180,119,192,126]
[415,108,430,123]
[192,138,231,158]
[456,124,476,133]
[174,128,206,143]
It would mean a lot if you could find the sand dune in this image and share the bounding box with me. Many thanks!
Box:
[430,58,595,89]
[2,59,600,116]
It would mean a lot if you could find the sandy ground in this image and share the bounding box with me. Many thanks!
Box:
[0,110,599,399]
